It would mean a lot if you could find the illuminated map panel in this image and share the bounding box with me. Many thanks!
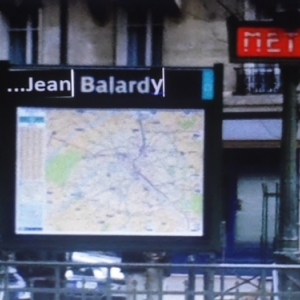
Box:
[16,107,205,237]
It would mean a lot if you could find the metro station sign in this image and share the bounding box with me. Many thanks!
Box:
[1,67,216,101]
[227,17,300,63]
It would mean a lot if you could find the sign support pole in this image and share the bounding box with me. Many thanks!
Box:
[277,65,299,255]
[276,66,300,299]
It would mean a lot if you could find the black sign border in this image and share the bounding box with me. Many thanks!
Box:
[0,63,223,254]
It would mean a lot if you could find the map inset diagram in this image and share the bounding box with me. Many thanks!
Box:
[17,107,204,236]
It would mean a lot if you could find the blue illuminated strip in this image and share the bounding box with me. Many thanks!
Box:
[201,69,214,100]
[19,116,45,123]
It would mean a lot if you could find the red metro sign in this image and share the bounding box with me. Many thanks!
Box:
[227,18,300,63]
[238,27,300,57]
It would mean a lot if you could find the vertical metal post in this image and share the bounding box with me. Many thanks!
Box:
[187,255,195,300]
[276,66,300,300]
[275,183,280,246]
[145,266,163,300]
[261,183,268,261]
[3,264,8,300]
[277,66,299,254]
[54,265,60,300]
[203,254,215,300]
[144,252,166,300]
[106,266,112,300]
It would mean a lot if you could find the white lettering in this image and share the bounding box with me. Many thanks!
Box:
[286,33,298,52]
[137,77,150,93]
[80,75,163,95]
[151,78,163,95]
[267,32,280,53]
[115,80,127,93]
[59,80,71,91]
[244,32,262,52]
[81,76,94,93]
[109,76,114,94]
[95,80,108,93]
[35,80,46,92]
[129,81,137,93]
[47,80,58,91]
[26,77,33,91]
[26,77,72,92]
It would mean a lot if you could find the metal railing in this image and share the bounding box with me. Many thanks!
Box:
[0,260,300,300]
[234,66,281,95]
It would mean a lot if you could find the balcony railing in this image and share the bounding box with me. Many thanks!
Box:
[234,66,282,95]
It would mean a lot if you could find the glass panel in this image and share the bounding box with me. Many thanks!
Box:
[32,29,38,64]
[9,31,26,64]
[127,10,147,66]
[152,13,163,66]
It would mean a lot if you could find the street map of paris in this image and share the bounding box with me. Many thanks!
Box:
[16,107,204,236]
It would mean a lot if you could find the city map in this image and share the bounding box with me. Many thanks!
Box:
[16,107,205,236]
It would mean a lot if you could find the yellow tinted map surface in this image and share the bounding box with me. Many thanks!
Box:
[16,108,204,236]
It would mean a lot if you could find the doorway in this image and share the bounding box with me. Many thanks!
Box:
[223,148,280,262]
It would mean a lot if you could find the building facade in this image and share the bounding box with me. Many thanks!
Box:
[0,0,297,263]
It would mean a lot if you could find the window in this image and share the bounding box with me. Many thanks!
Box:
[9,8,39,65]
[234,64,281,95]
[116,7,163,67]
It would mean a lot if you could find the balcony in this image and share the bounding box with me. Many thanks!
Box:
[234,65,282,95]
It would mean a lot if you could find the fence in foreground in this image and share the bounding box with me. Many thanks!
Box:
[0,260,300,300]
